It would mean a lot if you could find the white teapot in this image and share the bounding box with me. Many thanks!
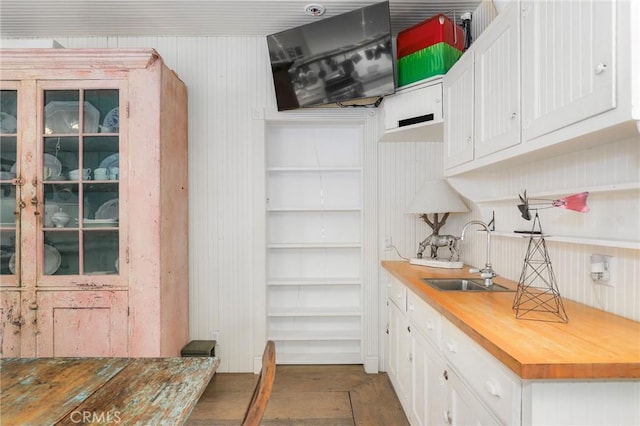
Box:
[51,208,71,228]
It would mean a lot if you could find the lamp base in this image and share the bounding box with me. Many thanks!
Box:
[410,258,464,269]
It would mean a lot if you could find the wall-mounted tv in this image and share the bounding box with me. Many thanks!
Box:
[267,1,395,111]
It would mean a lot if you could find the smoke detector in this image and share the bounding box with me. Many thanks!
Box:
[304,3,326,16]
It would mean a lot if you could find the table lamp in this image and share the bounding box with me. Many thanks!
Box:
[406,179,469,268]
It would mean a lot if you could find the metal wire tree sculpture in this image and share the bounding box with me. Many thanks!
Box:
[512,191,589,323]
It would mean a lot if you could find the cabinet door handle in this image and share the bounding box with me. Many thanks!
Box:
[510,112,517,119]
[484,379,502,397]
[595,63,607,75]
[443,410,451,424]
[30,183,40,216]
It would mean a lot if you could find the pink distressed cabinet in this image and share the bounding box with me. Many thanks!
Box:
[0,49,189,357]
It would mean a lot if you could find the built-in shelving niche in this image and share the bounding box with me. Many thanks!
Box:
[265,121,364,364]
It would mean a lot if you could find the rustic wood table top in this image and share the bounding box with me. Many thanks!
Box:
[0,356,220,425]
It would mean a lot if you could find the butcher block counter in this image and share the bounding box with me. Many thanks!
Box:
[382,260,640,380]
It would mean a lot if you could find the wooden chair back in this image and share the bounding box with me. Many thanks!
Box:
[241,340,276,426]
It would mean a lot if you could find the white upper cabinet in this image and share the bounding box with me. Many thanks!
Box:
[443,50,475,169]
[473,0,520,158]
[378,77,444,142]
[443,0,638,176]
[521,0,615,142]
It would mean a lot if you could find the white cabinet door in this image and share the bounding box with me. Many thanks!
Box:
[387,300,411,412]
[443,51,475,169]
[411,330,447,426]
[447,368,501,426]
[521,0,615,142]
[473,0,521,159]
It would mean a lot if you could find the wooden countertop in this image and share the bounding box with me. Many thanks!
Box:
[382,260,640,380]
[0,357,220,425]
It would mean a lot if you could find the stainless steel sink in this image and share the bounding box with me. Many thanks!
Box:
[421,278,514,292]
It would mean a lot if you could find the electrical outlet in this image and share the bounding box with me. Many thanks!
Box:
[384,236,393,250]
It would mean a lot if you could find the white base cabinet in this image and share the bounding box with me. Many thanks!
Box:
[386,276,500,425]
[385,273,640,425]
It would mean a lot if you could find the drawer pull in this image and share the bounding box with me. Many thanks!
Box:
[446,341,456,353]
[484,379,502,397]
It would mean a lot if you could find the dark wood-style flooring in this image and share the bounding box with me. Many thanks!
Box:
[186,364,409,426]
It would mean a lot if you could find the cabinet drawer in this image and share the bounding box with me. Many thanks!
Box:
[442,319,521,424]
[387,276,407,311]
[406,290,440,348]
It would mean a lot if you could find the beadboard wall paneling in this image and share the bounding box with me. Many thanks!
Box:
[378,141,467,263]
[35,35,639,371]
[448,135,640,321]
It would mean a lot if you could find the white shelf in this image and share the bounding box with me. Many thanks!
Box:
[267,166,361,172]
[275,352,362,364]
[267,207,361,212]
[378,120,444,143]
[267,242,361,249]
[268,329,361,341]
[473,182,640,204]
[267,306,361,317]
[267,277,361,286]
[492,231,640,250]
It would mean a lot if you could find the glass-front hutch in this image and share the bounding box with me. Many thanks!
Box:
[0,49,188,357]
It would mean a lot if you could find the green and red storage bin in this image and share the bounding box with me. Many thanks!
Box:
[396,14,465,87]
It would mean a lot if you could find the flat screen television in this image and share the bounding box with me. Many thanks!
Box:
[267,1,395,111]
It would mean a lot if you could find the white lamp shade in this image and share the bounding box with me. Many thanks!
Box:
[406,179,469,215]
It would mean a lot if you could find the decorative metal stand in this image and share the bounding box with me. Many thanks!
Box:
[512,212,569,323]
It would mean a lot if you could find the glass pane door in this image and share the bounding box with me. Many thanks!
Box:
[0,89,18,279]
[41,88,120,276]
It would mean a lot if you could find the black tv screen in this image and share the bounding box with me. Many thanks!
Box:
[267,1,395,111]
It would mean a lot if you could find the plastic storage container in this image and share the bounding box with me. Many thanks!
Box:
[397,14,465,59]
[397,42,463,87]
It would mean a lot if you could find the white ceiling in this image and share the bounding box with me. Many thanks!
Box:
[0,0,484,38]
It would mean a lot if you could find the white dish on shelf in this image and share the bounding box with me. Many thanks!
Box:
[77,218,118,227]
[44,153,63,179]
[8,244,61,275]
[0,112,17,133]
[44,101,99,134]
[95,199,119,220]
[99,153,119,170]
[103,107,119,131]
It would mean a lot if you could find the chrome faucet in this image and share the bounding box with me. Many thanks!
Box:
[460,220,497,287]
